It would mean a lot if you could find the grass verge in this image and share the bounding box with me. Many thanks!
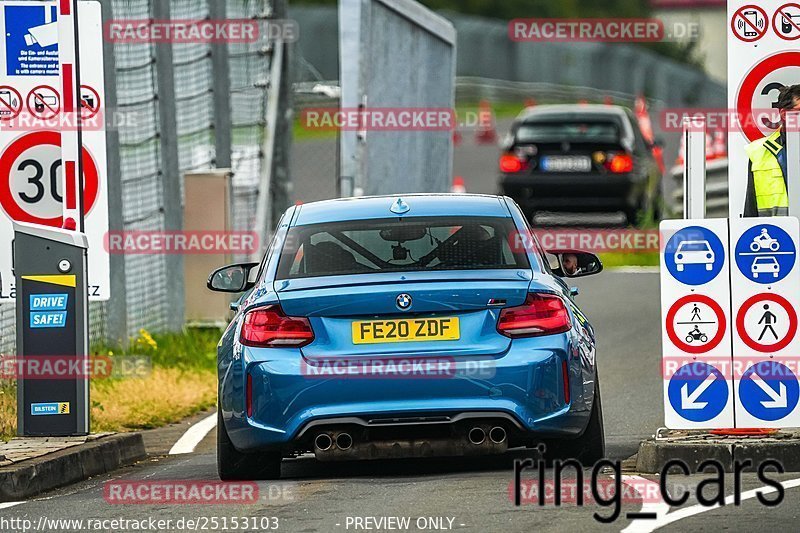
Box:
[0,328,220,440]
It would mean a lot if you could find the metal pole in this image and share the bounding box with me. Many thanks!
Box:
[786,111,800,218]
[683,117,706,219]
[209,0,232,169]
[101,0,127,345]
[251,37,284,261]
[152,0,185,331]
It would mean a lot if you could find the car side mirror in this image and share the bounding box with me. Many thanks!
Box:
[547,250,603,278]
[207,262,260,293]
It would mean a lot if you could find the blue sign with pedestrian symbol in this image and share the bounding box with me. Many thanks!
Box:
[735,224,796,284]
[667,362,729,422]
[664,226,726,285]
[740,362,799,421]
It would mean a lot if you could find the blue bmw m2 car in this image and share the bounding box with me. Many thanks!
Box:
[208,194,604,480]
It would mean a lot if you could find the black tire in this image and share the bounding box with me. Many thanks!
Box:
[541,381,606,466]
[217,407,282,480]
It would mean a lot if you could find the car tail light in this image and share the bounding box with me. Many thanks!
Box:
[246,373,253,417]
[605,153,634,174]
[499,154,526,173]
[497,293,572,338]
[240,305,314,347]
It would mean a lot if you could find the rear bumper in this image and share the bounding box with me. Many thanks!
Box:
[219,335,594,454]
[499,171,646,213]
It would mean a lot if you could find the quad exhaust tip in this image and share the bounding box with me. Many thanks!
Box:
[489,426,507,444]
[468,427,486,445]
[314,433,333,451]
[336,432,353,450]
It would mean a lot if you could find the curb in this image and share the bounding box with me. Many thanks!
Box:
[0,433,146,502]
[636,438,800,473]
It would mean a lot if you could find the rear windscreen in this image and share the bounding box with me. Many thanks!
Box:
[276,217,530,279]
[515,120,620,144]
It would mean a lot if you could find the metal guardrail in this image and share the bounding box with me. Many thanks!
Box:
[669,158,729,218]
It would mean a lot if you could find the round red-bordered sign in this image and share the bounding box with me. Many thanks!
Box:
[79,85,101,119]
[736,293,798,352]
[26,85,60,120]
[666,294,727,354]
[0,131,99,226]
[773,3,800,40]
[0,86,22,121]
[736,51,800,142]
[731,5,769,42]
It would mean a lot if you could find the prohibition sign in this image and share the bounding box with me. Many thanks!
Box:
[666,294,727,354]
[80,85,101,119]
[774,3,800,40]
[731,5,769,43]
[0,131,99,226]
[26,85,60,120]
[0,86,22,120]
[736,52,800,142]
[736,293,798,352]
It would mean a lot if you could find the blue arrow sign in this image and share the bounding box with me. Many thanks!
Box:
[740,362,799,421]
[667,363,728,422]
[664,226,726,285]
[735,224,796,284]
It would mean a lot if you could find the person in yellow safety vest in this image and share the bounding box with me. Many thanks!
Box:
[744,84,800,217]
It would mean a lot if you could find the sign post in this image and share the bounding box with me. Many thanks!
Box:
[728,1,800,218]
[683,117,707,219]
[731,217,800,427]
[660,219,735,429]
[0,0,109,303]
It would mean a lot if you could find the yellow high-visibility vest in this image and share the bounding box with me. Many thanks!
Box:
[745,130,789,217]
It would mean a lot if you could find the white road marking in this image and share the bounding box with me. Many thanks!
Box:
[623,476,800,532]
[0,501,25,510]
[620,475,670,533]
[168,412,217,455]
[609,267,660,274]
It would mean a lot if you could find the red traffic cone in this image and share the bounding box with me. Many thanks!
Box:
[474,100,497,145]
[705,132,716,160]
[675,135,685,166]
[453,130,462,146]
[524,98,537,108]
[451,176,466,194]
[604,95,613,106]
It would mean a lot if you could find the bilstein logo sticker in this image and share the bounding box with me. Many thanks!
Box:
[31,402,70,415]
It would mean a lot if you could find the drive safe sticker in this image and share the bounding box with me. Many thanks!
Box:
[28,292,68,328]
[30,402,69,415]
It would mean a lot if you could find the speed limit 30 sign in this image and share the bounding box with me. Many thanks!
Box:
[0,1,108,301]
[729,1,800,218]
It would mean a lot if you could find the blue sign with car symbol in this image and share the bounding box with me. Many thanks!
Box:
[664,226,725,285]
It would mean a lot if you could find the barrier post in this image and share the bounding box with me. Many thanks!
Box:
[683,117,707,219]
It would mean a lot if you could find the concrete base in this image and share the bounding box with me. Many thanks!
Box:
[0,433,145,501]
[636,429,800,473]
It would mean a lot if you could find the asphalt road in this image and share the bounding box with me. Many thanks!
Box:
[5,271,800,532]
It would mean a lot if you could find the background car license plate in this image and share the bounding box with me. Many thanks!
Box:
[352,317,460,344]
[541,156,591,172]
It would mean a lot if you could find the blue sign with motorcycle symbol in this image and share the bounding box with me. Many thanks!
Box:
[734,224,796,284]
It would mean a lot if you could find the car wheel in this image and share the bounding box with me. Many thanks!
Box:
[541,379,605,466]
[217,406,282,480]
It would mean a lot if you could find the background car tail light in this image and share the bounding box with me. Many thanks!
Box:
[605,153,634,173]
[497,293,571,337]
[499,153,526,173]
[246,373,253,417]
[240,305,314,347]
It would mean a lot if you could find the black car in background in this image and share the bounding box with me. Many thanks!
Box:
[497,104,663,225]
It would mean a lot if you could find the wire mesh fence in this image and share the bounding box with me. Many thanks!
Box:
[0,0,282,352]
